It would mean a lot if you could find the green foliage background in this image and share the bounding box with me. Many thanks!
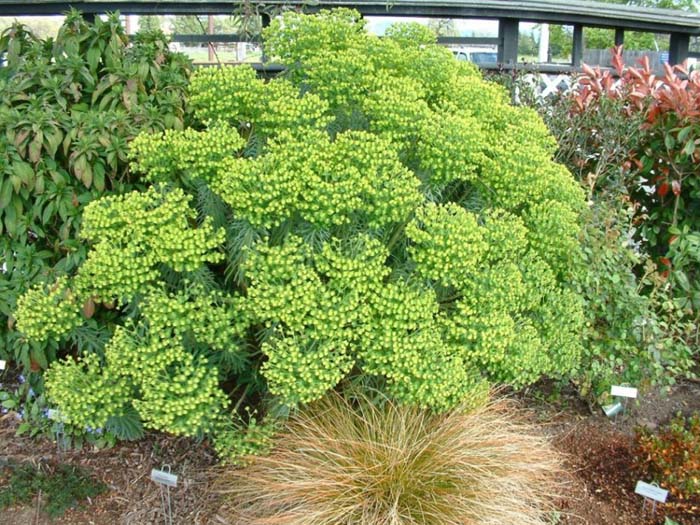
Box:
[0,12,191,374]
[514,62,698,400]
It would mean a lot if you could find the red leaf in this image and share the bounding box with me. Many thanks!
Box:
[660,257,672,268]
[658,182,670,198]
[582,63,596,79]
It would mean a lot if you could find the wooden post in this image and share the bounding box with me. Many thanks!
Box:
[669,32,690,65]
[208,15,215,63]
[498,18,519,65]
[572,24,583,67]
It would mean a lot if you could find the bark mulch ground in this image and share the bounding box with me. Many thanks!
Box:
[1,379,699,524]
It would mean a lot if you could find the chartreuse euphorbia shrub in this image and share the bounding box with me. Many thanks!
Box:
[15,9,585,460]
[16,187,246,441]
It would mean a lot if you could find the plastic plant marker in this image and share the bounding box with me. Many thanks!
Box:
[151,465,177,525]
[635,481,668,516]
[611,385,638,398]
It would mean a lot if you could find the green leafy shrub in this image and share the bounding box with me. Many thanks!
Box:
[570,50,700,351]
[0,11,191,371]
[220,393,562,525]
[576,198,695,399]
[0,462,106,517]
[15,9,585,456]
[531,68,696,399]
[635,413,700,500]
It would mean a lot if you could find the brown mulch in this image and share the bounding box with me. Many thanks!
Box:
[0,412,230,524]
[1,378,700,524]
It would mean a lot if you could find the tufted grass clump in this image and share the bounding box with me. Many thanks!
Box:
[220,393,562,525]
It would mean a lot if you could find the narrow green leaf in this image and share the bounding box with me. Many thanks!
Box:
[0,178,13,208]
[683,139,695,157]
[28,131,43,163]
[93,161,106,192]
[106,407,145,441]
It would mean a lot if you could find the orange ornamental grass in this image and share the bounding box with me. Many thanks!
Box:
[219,393,563,525]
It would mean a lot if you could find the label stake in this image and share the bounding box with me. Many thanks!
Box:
[47,409,67,454]
[604,384,638,422]
[635,480,668,517]
[151,465,177,525]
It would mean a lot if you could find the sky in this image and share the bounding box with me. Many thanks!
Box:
[366,17,498,36]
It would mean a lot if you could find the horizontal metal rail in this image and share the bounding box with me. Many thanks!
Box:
[2,1,700,34]
[168,34,501,46]
[1,1,694,66]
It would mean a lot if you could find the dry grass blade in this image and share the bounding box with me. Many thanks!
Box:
[218,393,563,525]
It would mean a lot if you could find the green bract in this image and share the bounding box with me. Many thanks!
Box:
[18,188,240,441]
[130,8,585,407]
[15,9,586,460]
[15,277,80,344]
[76,186,225,303]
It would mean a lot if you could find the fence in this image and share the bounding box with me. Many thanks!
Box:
[584,49,670,73]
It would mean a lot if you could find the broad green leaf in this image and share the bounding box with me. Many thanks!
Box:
[45,129,64,158]
[683,139,695,156]
[87,45,101,72]
[28,131,43,163]
[34,174,45,194]
[15,422,31,436]
[664,133,676,150]
[13,160,34,186]
[677,126,692,143]
[30,346,48,370]
[674,270,691,292]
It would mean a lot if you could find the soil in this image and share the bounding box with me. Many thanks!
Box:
[1,379,699,524]
[532,380,700,525]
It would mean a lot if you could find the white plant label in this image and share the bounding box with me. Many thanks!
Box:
[0,360,5,370]
[611,385,638,399]
[635,481,668,503]
[151,468,178,488]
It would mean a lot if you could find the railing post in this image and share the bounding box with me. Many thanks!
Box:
[669,32,690,65]
[498,18,519,65]
[261,13,271,63]
[614,28,624,47]
[572,24,583,67]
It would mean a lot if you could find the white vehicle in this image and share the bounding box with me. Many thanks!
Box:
[452,47,498,65]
